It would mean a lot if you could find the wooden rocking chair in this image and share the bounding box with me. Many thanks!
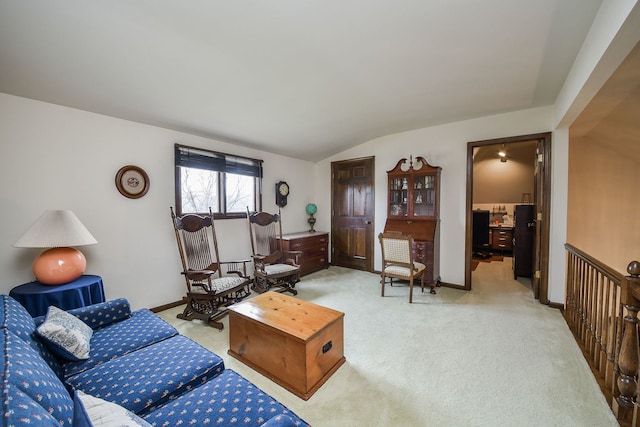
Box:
[246,208,301,295]
[171,207,251,329]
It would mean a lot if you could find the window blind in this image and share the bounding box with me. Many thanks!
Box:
[175,144,263,178]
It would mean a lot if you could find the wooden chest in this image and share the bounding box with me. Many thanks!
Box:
[227,292,345,400]
[278,231,329,276]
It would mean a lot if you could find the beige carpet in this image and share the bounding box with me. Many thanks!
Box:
[158,260,617,426]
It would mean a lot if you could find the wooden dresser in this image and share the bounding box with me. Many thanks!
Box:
[278,231,329,276]
[490,227,513,254]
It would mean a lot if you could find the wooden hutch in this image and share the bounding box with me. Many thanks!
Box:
[384,156,441,287]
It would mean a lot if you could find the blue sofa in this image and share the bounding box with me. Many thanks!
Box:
[1,295,308,427]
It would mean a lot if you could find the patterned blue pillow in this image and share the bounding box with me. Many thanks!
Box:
[36,306,93,361]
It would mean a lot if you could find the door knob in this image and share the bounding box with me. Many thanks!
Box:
[365,220,372,224]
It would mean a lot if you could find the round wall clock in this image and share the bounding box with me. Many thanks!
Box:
[115,165,150,199]
[276,181,289,207]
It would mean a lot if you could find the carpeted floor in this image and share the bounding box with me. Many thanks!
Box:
[158,260,617,426]
[471,255,503,271]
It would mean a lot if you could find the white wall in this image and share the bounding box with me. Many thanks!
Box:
[2,2,638,309]
[0,93,314,309]
[315,107,555,292]
[313,2,640,305]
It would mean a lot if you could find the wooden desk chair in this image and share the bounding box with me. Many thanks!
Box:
[171,207,251,329]
[378,231,426,303]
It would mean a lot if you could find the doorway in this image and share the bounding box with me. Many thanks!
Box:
[465,133,551,304]
[330,157,375,272]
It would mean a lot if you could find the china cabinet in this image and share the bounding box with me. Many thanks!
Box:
[384,156,441,286]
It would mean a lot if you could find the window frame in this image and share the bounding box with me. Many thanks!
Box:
[174,143,263,219]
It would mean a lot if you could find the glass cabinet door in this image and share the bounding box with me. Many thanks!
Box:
[389,177,408,216]
[413,175,436,218]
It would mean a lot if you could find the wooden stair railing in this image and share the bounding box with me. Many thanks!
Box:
[564,244,640,425]
[613,261,640,425]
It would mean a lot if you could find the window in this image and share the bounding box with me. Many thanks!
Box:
[175,144,262,218]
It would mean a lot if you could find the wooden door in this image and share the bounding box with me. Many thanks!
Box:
[465,132,551,303]
[533,136,551,304]
[331,157,375,272]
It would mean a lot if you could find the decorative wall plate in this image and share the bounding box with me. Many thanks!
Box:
[115,165,149,199]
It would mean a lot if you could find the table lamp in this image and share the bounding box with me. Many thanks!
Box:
[14,210,98,285]
[306,203,317,233]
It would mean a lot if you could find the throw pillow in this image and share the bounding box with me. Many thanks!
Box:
[74,390,152,427]
[36,305,93,361]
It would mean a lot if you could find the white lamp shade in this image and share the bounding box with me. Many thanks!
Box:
[15,210,98,248]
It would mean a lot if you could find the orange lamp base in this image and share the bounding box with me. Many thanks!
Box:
[33,247,87,285]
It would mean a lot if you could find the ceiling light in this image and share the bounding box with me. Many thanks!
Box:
[498,145,507,162]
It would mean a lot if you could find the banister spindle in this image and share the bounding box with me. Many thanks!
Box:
[613,261,640,424]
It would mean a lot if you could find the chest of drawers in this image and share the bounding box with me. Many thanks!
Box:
[490,227,513,253]
[278,232,329,276]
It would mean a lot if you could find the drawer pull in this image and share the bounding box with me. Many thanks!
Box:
[322,341,333,354]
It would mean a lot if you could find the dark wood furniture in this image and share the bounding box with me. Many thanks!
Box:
[278,231,329,276]
[490,226,513,254]
[227,291,345,400]
[246,209,301,295]
[384,156,441,287]
[472,209,491,258]
[513,204,535,278]
[171,208,251,330]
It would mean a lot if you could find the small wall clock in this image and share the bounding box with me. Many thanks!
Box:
[115,165,150,199]
[276,181,289,207]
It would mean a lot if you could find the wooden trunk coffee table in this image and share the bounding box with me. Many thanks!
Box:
[227,291,345,400]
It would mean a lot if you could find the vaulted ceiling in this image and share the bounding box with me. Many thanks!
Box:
[0,1,603,161]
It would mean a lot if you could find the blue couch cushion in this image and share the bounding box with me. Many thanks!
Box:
[1,295,36,339]
[1,328,74,426]
[66,335,225,416]
[260,414,300,427]
[1,329,59,426]
[3,386,62,426]
[65,297,132,329]
[61,309,178,378]
[34,298,133,330]
[142,369,309,427]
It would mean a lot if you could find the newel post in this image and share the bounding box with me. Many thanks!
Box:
[613,261,640,424]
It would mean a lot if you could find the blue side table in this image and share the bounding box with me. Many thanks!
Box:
[9,275,106,317]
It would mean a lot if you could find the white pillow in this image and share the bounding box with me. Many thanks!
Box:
[36,305,93,360]
[75,390,152,427]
